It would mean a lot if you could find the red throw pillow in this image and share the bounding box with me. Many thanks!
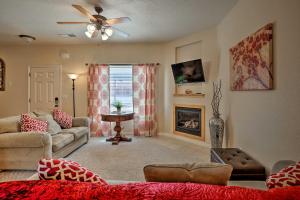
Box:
[52,108,72,129]
[266,162,300,189]
[20,114,48,132]
[38,158,107,185]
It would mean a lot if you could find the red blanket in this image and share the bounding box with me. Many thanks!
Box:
[0,180,299,200]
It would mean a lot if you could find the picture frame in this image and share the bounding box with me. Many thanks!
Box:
[0,58,5,91]
[229,23,273,91]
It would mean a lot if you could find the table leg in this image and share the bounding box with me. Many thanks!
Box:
[106,121,132,145]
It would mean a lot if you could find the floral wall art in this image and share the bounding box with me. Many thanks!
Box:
[230,23,273,91]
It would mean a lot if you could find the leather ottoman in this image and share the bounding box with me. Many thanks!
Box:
[211,148,266,180]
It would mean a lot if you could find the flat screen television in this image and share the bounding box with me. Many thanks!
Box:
[171,59,205,84]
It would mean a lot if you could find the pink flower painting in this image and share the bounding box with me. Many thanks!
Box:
[230,23,273,91]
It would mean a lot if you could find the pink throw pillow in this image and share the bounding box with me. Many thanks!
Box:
[20,114,48,132]
[52,108,72,129]
[266,162,300,189]
[38,158,107,185]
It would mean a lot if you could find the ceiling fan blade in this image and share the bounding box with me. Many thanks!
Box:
[72,4,96,21]
[105,17,131,25]
[111,27,129,38]
[57,22,90,24]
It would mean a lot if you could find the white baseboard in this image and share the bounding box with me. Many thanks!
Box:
[159,132,210,148]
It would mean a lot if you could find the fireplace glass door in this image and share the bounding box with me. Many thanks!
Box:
[175,106,202,137]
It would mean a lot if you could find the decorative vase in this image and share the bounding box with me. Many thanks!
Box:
[117,107,121,113]
[209,115,224,148]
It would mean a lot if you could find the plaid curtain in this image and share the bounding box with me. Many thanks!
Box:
[133,64,158,136]
[87,64,112,137]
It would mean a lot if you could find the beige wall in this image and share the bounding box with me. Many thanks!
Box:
[0,0,299,171]
[0,44,165,132]
[162,27,220,145]
[217,0,300,171]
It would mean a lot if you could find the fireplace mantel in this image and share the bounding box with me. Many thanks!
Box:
[173,104,205,141]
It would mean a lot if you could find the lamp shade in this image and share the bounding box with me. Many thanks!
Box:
[101,33,109,41]
[67,74,79,80]
[85,30,98,38]
[85,31,93,38]
[87,24,96,32]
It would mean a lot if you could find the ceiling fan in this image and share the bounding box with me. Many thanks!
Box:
[57,4,131,40]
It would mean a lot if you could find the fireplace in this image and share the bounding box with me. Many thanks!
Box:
[173,105,205,141]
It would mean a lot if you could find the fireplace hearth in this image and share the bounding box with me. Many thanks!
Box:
[173,105,205,141]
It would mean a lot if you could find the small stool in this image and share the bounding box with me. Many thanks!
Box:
[211,148,266,180]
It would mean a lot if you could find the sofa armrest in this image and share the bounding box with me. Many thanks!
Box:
[72,117,90,128]
[0,132,52,148]
[271,160,296,174]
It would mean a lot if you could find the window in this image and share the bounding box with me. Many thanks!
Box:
[109,65,133,113]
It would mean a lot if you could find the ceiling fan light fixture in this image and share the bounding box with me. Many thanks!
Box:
[105,27,113,37]
[87,24,96,32]
[85,30,98,38]
[85,31,93,38]
[58,4,131,41]
[92,30,99,38]
[101,33,109,41]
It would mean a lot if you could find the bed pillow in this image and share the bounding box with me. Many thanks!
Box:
[52,108,72,129]
[266,162,300,189]
[38,158,107,185]
[20,114,48,132]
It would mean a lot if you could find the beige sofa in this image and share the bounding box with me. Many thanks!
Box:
[0,115,90,170]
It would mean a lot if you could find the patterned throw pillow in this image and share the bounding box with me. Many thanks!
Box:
[38,158,107,185]
[20,114,48,132]
[266,162,300,189]
[36,114,62,135]
[52,108,72,129]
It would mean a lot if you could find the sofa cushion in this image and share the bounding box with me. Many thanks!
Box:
[20,114,48,132]
[37,114,62,135]
[33,111,52,117]
[0,132,51,148]
[53,108,72,129]
[0,113,37,134]
[38,158,107,185]
[72,117,89,127]
[52,133,74,152]
[266,162,300,189]
[143,162,233,185]
[0,115,21,134]
[61,127,88,140]
[271,160,297,174]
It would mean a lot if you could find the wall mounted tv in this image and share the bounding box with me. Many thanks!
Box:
[171,59,205,84]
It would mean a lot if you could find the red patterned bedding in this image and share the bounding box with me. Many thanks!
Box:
[0,180,299,200]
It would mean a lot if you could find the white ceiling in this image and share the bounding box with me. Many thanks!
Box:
[0,0,237,45]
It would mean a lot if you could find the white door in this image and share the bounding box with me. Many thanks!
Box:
[29,65,61,113]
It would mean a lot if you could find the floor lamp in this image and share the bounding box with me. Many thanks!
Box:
[67,74,79,117]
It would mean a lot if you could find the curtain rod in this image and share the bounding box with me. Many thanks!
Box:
[85,63,160,66]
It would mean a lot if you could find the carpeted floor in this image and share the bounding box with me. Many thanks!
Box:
[0,135,210,182]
